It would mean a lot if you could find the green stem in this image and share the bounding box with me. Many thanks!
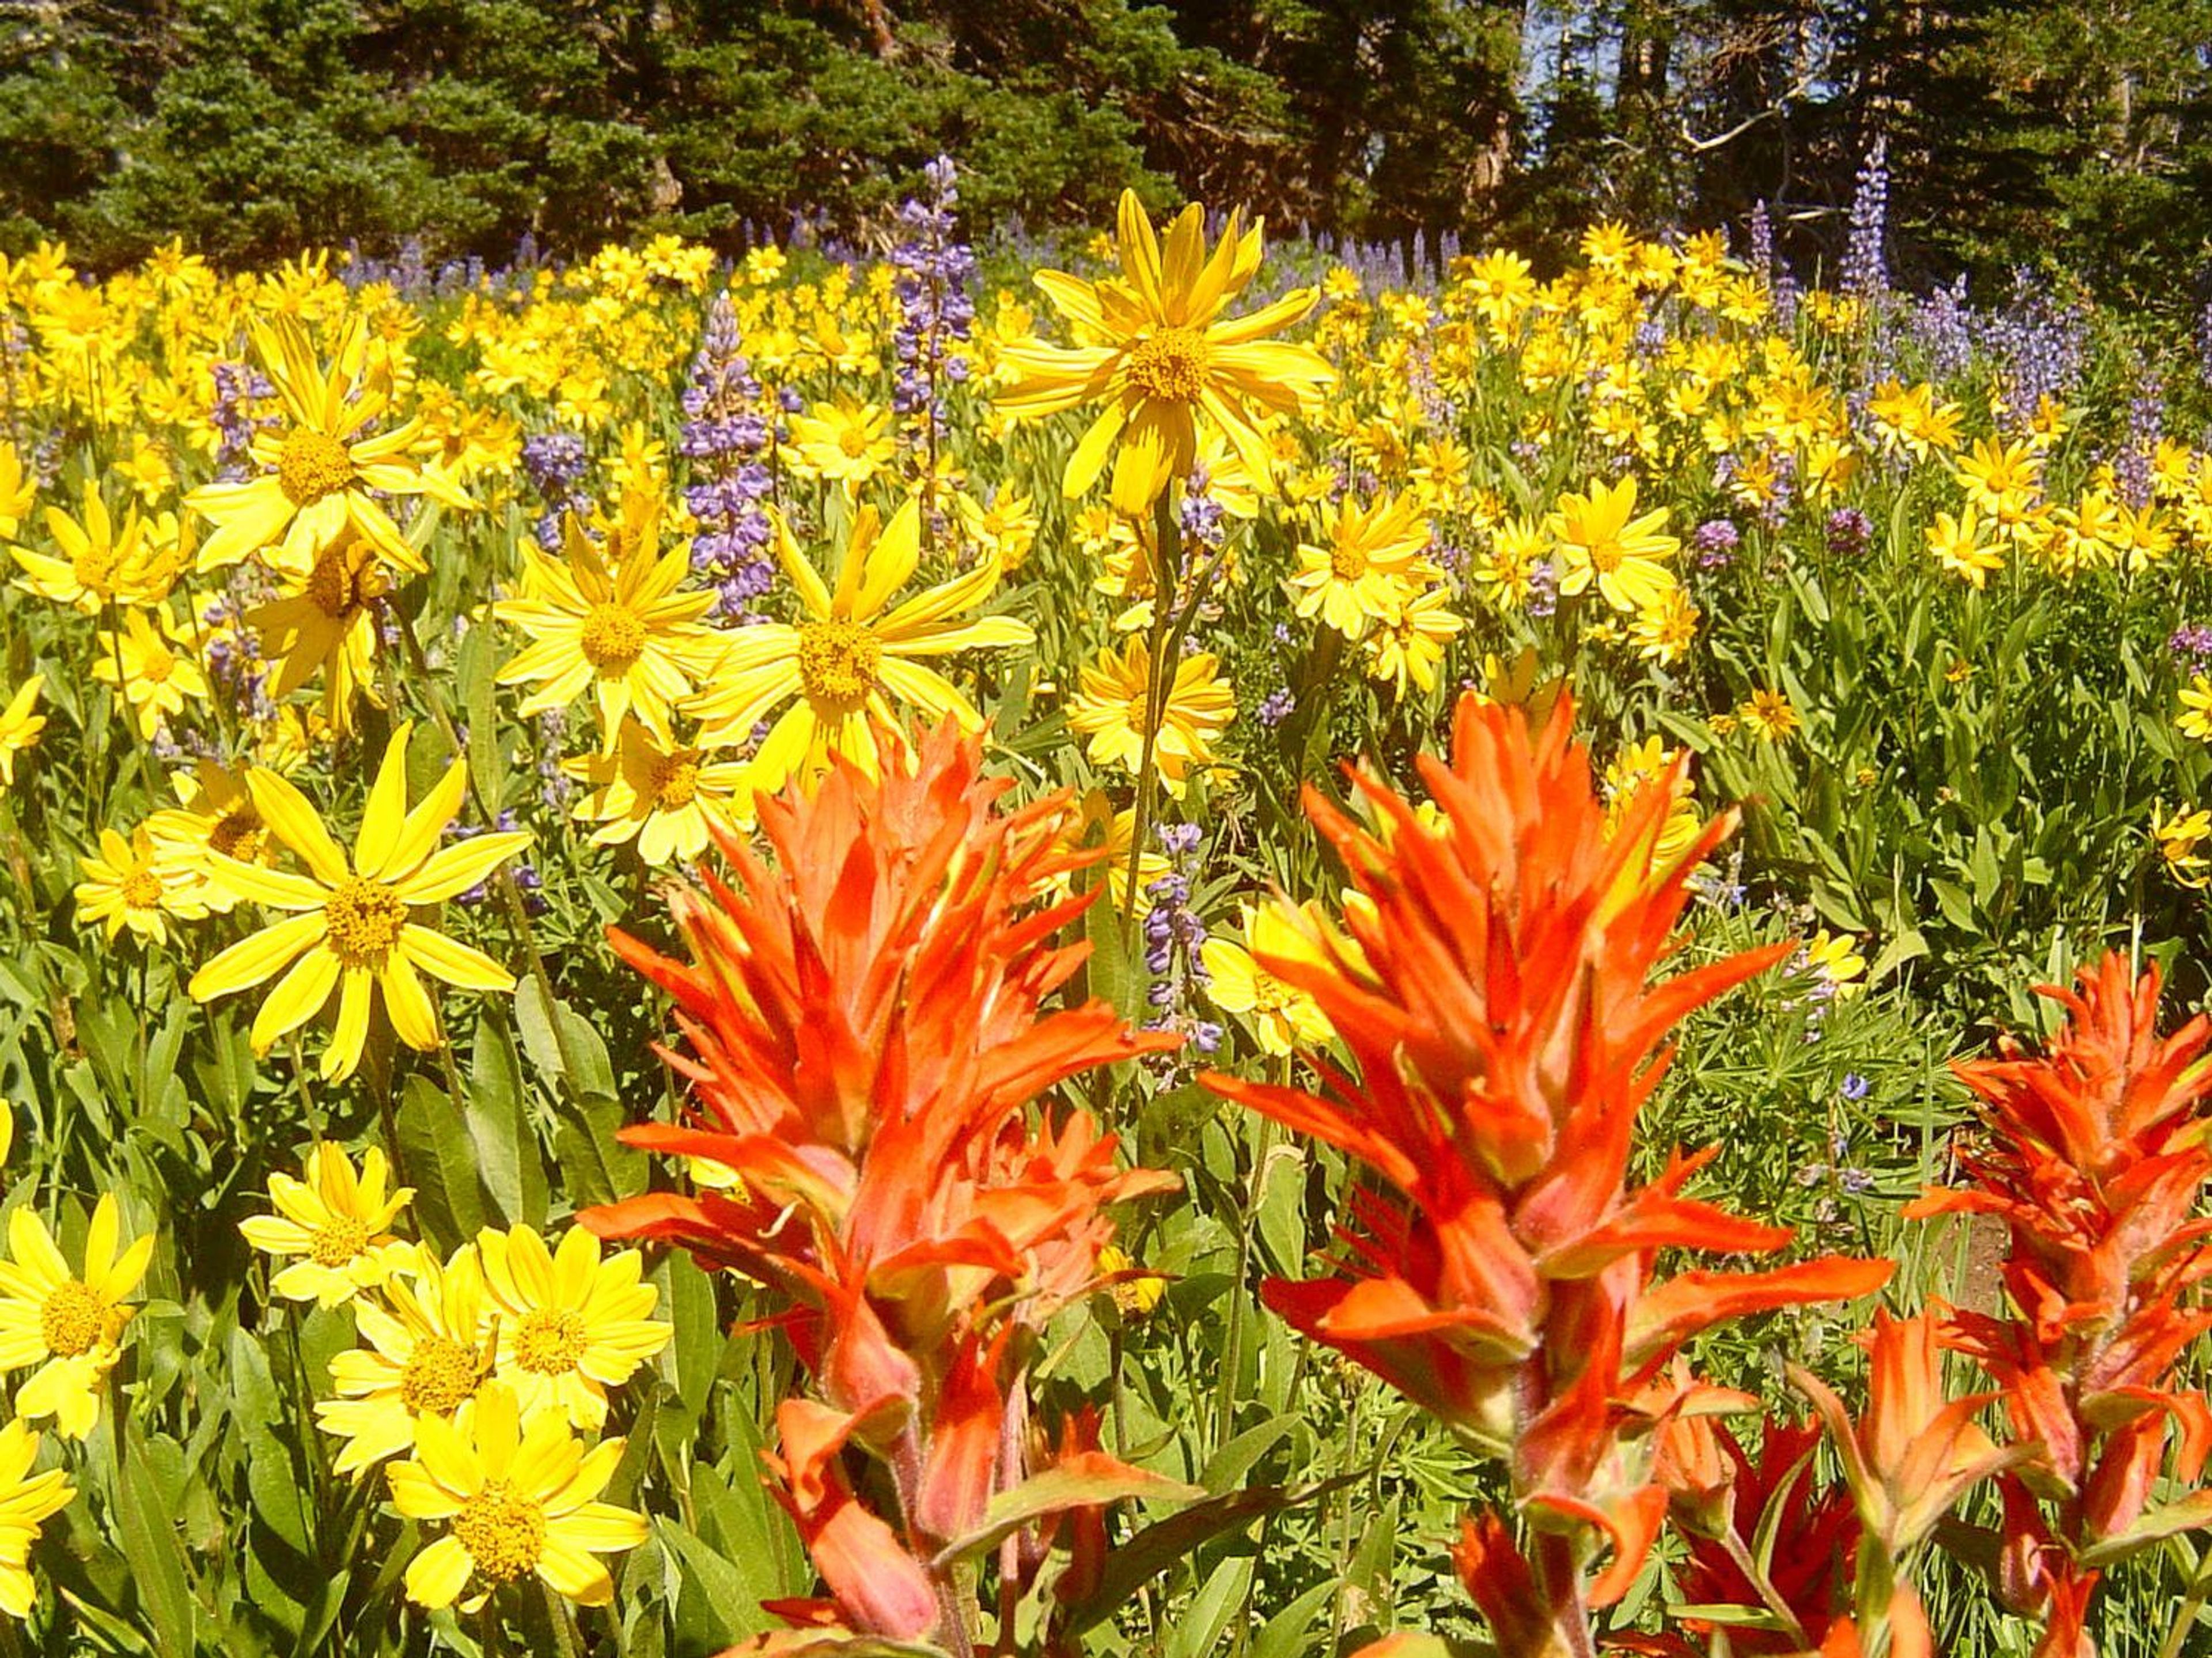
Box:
[1120,488,1184,958]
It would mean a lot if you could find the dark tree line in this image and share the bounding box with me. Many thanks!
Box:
[3,0,2210,314]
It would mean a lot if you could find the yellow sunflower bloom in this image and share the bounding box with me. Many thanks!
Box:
[1740,688,1803,743]
[495,511,722,756]
[146,760,282,914]
[1000,188,1334,512]
[12,480,168,613]
[317,1242,491,1475]
[565,718,755,866]
[0,677,45,784]
[74,825,207,944]
[0,1194,151,1439]
[1926,506,2003,590]
[243,529,390,733]
[786,396,896,497]
[1289,491,1435,639]
[1201,901,1337,1055]
[687,499,1033,792]
[0,1420,72,1619]
[185,315,473,575]
[92,604,208,739]
[1067,636,1236,795]
[1548,476,1680,613]
[240,1143,415,1309]
[478,1224,671,1431]
[1360,582,1463,695]
[388,1379,646,1611]
[187,720,529,1082]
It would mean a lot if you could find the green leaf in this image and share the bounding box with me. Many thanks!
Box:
[120,1432,199,1655]
[552,1094,649,1208]
[397,1072,489,1249]
[931,1458,1200,1566]
[1059,1480,1349,1635]
[1251,1579,1339,1658]
[468,1011,548,1227]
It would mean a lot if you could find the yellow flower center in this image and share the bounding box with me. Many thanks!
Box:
[1127,327,1211,403]
[511,1308,589,1375]
[277,429,357,506]
[1330,537,1368,581]
[453,1481,547,1583]
[40,1280,106,1357]
[309,1215,372,1269]
[141,644,176,684]
[650,750,702,809]
[798,620,881,712]
[838,426,870,459]
[121,868,165,910]
[209,805,266,863]
[306,547,384,619]
[323,877,408,969]
[398,1335,483,1416]
[1588,537,1624,574]
[72,544,117,593]
[578,604,649,673]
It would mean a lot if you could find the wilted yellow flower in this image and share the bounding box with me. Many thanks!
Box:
[2152,803,2212,889]
[244,530,391,734]
[1801,929,1867,997]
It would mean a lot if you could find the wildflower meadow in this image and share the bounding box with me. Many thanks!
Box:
[12,137,2212,1658]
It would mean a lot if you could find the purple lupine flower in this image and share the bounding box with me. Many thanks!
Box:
[1908,276,1974,380]
[520,430,588,551]
[1527,556,1559,619]
[1139,826,1221,1065]
[1826,507,1873,557]
[1840,1073,1871,1102]
[1179,463,1226,551]
[679,291,776,620]
[1976,270,2088,434]
[210,361,278,481]
[1691,519,1740,570]
[1256,688,1296,728]
[889,156,976,440]
[535,709,573,811]
[1842,136,1889,305]
[2115,372,2163,510]
[1747,200,1774,289]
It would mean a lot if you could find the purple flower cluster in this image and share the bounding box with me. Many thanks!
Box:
[1746,200,1774,290]
[1826,507,1873,558]
[1976,270,2088,432]
[1256,688,1296,729]
[1527,556,1559,619]
[520,431,588,551]
[1907,276,1974,380]
[679,292,775,620]
[891,157,976,439]
[1141,823,1222,1058]
[199,588,275,724]
[2169,624,2212,674]
[534,709,573,811]
[1179,463,1226,551]
[449,809,546,911]
[1842,137,1889,304]
[1691,519,1739,570]
[2114,372,2163,510]
[210,361,276,480]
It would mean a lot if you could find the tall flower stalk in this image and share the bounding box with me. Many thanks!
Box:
[1203,692,1891,1656]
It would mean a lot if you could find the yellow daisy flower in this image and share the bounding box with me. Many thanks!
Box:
[0,1194,151,1439]
[495,512,722,756]
[92,605,208,739]
[12,480,165,613]
[1361,583,1463,696]
[478,1224,671,1431]
[388,1379,646,1610]
[1201,901,1336,1055]
[0,677,45,784]
[317,1242,491,1475]
[2179,676,2212,743]
[243,529,390,734]
[565,718,755,866]
[1740,688,1803,743]
[146,760,281,915]
[1926,506,2004,590]
[2153,804,2212,889]
[1067,636,1236,796]
[185,315,472,574]
[999,188,1333,512]
[786,396,896,497]
[1289,491,1435,639]
[0,1420,72,1619]
[74,825,207,944]
[187,720,530,1082]
[688,499,1033,792]
[239,1143,415,1309]
[1548,476,1680,613]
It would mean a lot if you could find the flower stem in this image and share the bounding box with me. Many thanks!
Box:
[1120,487,1184,959]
